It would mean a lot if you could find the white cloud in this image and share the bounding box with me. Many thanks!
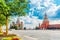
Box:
[30,0,42,4]
[49,20,60,24]
[44,0,54,7]
[30,0,42,10]
[43,0,60,17]
[20,16,43,29]
[30,0,60,17]
[42,0,59,17]
[46,5,60,17]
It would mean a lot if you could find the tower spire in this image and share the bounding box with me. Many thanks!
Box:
[44,12,48,21]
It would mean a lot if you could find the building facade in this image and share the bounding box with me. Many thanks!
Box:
[39,13,60,29]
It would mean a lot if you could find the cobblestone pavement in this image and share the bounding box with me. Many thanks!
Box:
[10,30,60,40]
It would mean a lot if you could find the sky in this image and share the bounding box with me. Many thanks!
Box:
[28,0,60,20]
[3,0,60,29]
[23,0,60,28]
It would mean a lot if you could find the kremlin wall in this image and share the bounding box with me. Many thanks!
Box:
[39,13,60,29]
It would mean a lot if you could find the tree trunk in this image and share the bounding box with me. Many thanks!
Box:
[0,24,2,33]
[6,16,8,35]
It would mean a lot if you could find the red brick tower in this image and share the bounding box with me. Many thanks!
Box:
[40,13,49,29]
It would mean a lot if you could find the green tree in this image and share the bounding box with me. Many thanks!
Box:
[0,14,6,33]
[0,0,29,35]
[0,0,11,35]
[7,0,29,16]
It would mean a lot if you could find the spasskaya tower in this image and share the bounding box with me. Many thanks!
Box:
[40,13,49,29]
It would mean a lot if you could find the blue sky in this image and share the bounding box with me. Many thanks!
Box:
[28,0,60,20]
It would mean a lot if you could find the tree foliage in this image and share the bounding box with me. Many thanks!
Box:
[4,0,29,16]
[0,0,29,35]
[0,14,6,25]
